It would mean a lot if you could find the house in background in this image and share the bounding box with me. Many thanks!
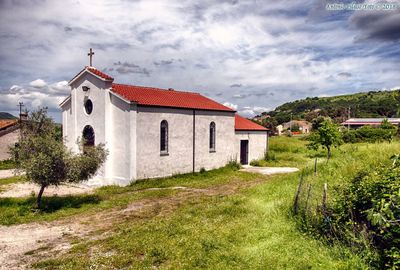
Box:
[282,120,311,134]
[60,66,268,186]
[0,119,19,160]
[341,118,400,129]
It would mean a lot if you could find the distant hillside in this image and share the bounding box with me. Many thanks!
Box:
[0,112,17,120]
[255,89,400,129]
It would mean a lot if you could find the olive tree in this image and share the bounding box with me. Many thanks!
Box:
[307,118,342,160]
[10,108,107,208]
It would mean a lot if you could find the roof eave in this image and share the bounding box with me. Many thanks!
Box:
[68,68,113,86]
[59,95,71,107]
[109,90,136,104]
[136,104,235,113]
[235,128,269,132]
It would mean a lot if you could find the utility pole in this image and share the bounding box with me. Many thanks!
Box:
[17,102,24,123]
[348,106,351,130]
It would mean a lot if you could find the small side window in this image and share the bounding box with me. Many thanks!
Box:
[160,120,168,155]
[84,99,93,115]
[209,122,216,152]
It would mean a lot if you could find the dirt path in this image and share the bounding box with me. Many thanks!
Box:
[0,177,272,270]
[0,169,22,179]
[0,182,93,198]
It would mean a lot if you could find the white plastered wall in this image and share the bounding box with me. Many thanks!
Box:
[136,106,193,179]
[194,111,236,171]
[235,131,268,163]
[62,71,136,186]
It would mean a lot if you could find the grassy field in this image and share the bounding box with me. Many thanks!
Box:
[3,136,398,269]
[0,159,16,170]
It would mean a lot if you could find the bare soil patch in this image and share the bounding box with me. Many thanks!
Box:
[0,182,93,198]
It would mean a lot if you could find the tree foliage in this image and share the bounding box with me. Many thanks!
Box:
[254,89,400,128]
[342,126,396,143]
[10,108,107,208]
[307,118,343,159]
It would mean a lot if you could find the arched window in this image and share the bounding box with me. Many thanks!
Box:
[82,125,95,152]
[84,99,93,115]
[209,122,216,152]
[160,120,168,154]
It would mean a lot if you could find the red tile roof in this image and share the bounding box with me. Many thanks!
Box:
[112,83,234,112]
[235,114,268,131]
[86,67,114,81]
[0,119,18,130]
[69,66,114,85]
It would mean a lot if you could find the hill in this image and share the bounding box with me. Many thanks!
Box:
[256,89,400,127]
[0,112,17,120]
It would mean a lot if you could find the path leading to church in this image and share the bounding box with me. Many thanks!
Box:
[0,167,299,270]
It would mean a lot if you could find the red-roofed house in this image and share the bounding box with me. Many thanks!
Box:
[61,66,268,186]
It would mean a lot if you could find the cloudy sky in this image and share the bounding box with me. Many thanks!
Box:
[0,0,399,122]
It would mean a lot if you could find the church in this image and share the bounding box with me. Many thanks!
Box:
[60,65,268,186]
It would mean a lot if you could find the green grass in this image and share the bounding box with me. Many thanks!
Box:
[0,159,16,170]
[0,175,24,186]
[0,175,25,193]
[34,187,367,269]
[251,136,318,167]
[5,137,397,269]
[31,137,377,269]
[0,165,256,226]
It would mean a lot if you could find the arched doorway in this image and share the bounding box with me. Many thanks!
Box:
[82,125,95,151]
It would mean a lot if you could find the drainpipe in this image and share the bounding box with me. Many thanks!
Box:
[193,110,196,173]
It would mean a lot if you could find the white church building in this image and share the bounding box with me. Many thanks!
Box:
[60,66,268,186]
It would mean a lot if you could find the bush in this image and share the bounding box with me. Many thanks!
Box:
[226,159,241,170]
[264,151,276,161]
[325,157,400,268]
[342,126,395,143]
[250,160,261,166]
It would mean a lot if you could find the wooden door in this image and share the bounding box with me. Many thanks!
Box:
[240,140,249,165]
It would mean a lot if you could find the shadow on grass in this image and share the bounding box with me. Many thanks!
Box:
[0,194,101,213]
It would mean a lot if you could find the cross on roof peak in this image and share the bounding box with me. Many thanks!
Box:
[87,48,94,67]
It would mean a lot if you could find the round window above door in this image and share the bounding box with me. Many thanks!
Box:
[84,99,93,115]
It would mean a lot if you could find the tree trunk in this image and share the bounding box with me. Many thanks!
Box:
[37,184,46,209]
[327,146,331,161]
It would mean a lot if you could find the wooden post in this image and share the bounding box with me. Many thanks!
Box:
[305,183,312,216]
[322,183,328,215]
[293,174,304,215]
[314,158,317,176]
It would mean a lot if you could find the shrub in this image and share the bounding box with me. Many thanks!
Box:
[226,159,241,170]
[264,151,276,161]
[250,160,261,166]
[342,126,395,143]
[325,157,400,268]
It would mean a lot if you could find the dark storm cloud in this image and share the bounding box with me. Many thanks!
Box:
[337,72,352,78]
[113,61,150,76]
[230,83,242,88]
[90,42,131,51]
[350,10,400,41]
[153,59,174,66]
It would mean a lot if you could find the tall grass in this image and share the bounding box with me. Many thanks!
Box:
[292,141,400,267]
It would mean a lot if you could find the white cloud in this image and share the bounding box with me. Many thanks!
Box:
[29,79,47,88]
[223,102,238,110]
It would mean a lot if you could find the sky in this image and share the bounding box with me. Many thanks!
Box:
[0,0,400,122]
